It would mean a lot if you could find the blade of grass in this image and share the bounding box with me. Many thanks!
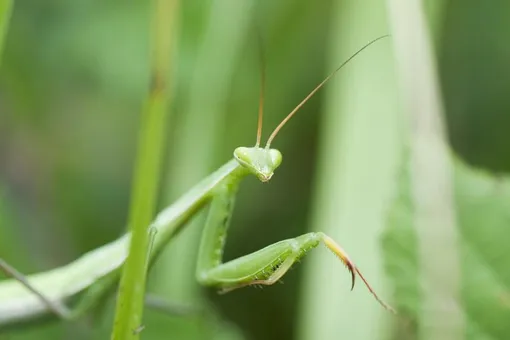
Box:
[385,0,463,339]
[296,1,400,339]
[0,0,12,61]
[111,0,178,338]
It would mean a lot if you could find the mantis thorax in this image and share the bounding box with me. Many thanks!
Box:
[234,147,282,182]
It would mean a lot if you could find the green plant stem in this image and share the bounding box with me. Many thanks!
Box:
[0,0,13,62]
[144,2,250,338]
[385,0,463,339]
[111,1,178,339]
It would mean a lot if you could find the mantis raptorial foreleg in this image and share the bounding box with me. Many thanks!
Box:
[194,186,394,312]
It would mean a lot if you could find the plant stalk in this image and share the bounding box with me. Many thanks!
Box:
[111,1,178,339]
[297,0,400,339]
[385,0,463,339]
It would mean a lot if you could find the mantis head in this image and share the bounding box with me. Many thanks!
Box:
[234,147,282,182]
[238,35,387,183]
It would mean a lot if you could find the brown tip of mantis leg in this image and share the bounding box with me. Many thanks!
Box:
[322,235,356,291]
[344,259,356,291]
[322,234,396,314]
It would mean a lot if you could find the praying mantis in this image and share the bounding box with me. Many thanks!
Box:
[0,35,394,331]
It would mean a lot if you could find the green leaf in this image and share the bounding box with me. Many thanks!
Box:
[383,152,510,339]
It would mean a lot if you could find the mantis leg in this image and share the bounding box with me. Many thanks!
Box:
[0,225,164,322]
[0,258,72,320]
[0,258,201,322]
[196,185,394,312]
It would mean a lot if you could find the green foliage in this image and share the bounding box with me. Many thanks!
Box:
[383,153,510,339]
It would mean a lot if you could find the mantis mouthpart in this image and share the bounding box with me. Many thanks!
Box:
[0,34,394,330]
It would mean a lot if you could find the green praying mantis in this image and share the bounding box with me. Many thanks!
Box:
[0,35,394,331]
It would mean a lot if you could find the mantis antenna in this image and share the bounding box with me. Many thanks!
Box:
[255,30,266,147]
[265,34,389,148]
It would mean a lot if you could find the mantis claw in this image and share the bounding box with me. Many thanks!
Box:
[322,234,395,313]
[348,263,356,291]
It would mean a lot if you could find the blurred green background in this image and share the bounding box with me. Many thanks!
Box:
[1,0,510,339]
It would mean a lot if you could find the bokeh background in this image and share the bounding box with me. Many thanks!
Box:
[1,0,510,339]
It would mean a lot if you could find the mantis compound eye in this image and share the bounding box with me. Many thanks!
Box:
[269,149,282,169]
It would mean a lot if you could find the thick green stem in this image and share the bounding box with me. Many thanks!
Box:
[111,1,178,339]
[297,0,400,339]
[386,1,463,339]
